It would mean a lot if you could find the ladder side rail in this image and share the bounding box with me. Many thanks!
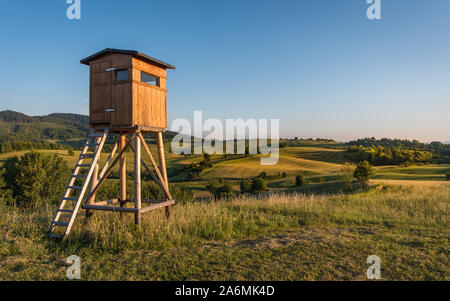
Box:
[63,128,109,238]
[50,129,96,231]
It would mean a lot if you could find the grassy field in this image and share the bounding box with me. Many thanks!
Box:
[0,183,448,280]
[1,144,449,280]
[373,165,450,181]
[1,146,450,198]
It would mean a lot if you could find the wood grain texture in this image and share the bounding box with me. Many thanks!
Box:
[87,53,169,130]
[134,136,141,225]
[119,133,127,207]
[156,132,172,219]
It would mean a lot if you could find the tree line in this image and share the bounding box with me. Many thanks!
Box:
[346,145,433,166]
[0,141,71,154]
[346,137,450,165]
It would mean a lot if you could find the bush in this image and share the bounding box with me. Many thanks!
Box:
[295,175,305,186]
[216,183,234,198]
[240,179,252,194]
[251,178,267,193]
[340,162,355,191]
[205,180,221,196]
[354,161,374,183]
[2,152,71,207]
[316,176,324,183]
[206,180,234,199]
[68,149,75,156]
[446,173,450,181]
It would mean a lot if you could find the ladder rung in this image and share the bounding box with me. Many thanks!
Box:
[76,164,91,168]
[47,128,108,240]
[53,221,69,227]
[47,233,63,239]
[67,186,82,190]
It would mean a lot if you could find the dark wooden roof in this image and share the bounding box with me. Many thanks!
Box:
[80,48,175,69]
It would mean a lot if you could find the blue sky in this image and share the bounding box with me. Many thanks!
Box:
[0,0,449,142]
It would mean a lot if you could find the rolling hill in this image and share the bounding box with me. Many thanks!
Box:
[0,110,89,142]
[0,110,180,144]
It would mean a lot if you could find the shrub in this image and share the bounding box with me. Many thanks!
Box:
[295,175,305,186]
[251,178,267,193]
[354,161,374,183]
[68,149,75,156]
[240,179,252,194]
[217,183,234,198]
[446,173,450,181]
[206,180,234,199]
[2,152,71,207]
[206,180,221,198]
[340,162,355,191]
[316,176,324,183]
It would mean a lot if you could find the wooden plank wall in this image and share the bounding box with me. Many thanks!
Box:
[89,54,132,127]
[89,54,168,129]
[131,58,168,129]
[110,54,132,127]
[90,58,110,125]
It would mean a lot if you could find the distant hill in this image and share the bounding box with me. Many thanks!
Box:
[0,110,179,144]
[0,110,89,142]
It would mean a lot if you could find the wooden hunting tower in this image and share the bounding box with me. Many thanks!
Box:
[81,48,175,131]
[48,49,176,240]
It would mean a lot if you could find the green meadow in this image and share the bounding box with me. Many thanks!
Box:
[0,143,449,280]
[0,183,448,280]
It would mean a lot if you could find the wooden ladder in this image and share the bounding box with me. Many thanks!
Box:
[48,128,109,240]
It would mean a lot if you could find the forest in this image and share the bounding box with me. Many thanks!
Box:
[345,138,450,164]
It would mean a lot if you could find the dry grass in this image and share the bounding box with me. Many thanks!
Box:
[0,183,448,280]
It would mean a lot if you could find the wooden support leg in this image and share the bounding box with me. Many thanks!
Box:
[84,131,138,203]
[137,132,172,200]
[86,162,99,218]
[134,135,141,225]
[156,132,172,219]
[119,133,127,216]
